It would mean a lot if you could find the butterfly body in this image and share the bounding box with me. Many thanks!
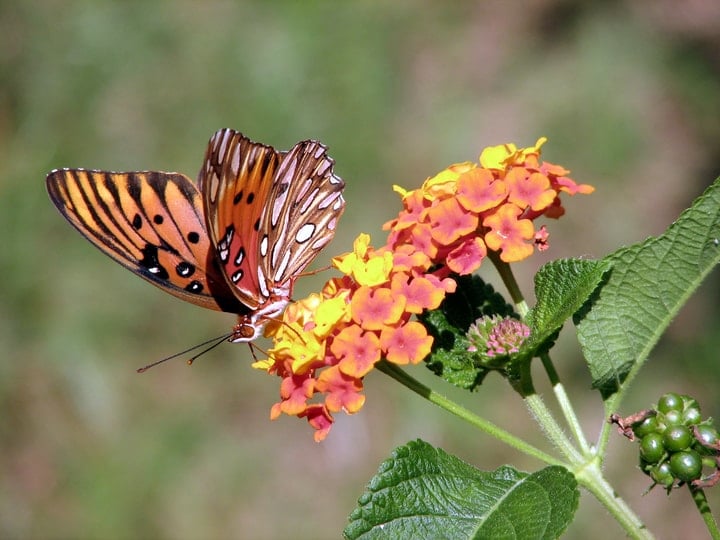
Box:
[47,129,345,342]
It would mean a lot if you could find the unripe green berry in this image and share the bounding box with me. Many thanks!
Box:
[650,462,674,488]
[658,393,683,414]
[663,410,683,427]
[669,450,702,483]
[664,425,693,452]
[640,433,665,463]
[682,407,702,426]
[633,416,659,439]
[693,425,719,455]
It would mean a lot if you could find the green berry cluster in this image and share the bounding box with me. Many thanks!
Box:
[617,393,720,491]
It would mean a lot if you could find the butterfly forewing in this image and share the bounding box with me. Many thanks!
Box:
[46,169,247,313]
[199,129,285,309]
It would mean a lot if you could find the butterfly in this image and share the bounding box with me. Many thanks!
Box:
[46,128,346,344]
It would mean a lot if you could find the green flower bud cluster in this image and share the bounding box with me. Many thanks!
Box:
[628,393,719,491]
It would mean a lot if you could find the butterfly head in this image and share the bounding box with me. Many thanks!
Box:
[230,294,290,343]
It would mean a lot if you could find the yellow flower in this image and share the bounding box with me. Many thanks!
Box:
[420,161,476,200]
[333,234,393,287]
[479,143,518,170]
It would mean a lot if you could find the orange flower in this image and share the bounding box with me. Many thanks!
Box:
[315,366,366,413]
[332,325,382,377]
[483,203,535,263]
[427,197,480,245]
[351,286,406,330]
[380,322,433,365]
[456,168,507,213]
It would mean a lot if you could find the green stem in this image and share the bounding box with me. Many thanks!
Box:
[575,461,654,539]
[553,382,592,455]
[524,393,584,463]
[376,360,562,466]
[689,486,720,540]
[597,397,619,459]
[540,352,592,455]
[539,352,560,385]
[488,252,529,317]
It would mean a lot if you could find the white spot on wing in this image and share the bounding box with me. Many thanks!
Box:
[235,247,245,265]
[318,191,341,210]
[257,267,270,299]
[217,130,230,161]
[274,250,291,282]
[295,178,312,200]
[296,223,315,244]
[231,147,240,177]
[300,187,320,213]
[260,235,269,257]
[271,187,289,227]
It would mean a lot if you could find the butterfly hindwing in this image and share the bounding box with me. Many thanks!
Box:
[46,168,247,313]
[261,139,345,285]
[199,129,345,310]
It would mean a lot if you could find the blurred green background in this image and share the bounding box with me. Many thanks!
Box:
[2,2,720,538]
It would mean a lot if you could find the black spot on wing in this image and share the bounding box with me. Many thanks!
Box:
[185,280,203,293]
[139,244,169,280]
[176,261,195,278]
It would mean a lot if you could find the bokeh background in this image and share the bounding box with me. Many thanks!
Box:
[2,2,720,538]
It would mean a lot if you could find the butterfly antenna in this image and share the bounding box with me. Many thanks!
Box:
[185,334,235,366]
[136,333,233,373]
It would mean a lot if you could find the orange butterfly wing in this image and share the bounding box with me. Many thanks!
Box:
[46,168,248,314]
[199,129,345,310]
[198,130,283,310]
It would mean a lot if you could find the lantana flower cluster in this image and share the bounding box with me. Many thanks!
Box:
[254,234,455,441]
[254,137,594,441]
[385,137,594,270]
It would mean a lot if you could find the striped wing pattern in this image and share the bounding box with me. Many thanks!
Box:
[46,169,248,313]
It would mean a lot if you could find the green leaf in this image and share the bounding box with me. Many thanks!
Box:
[419,275,516,390]
[575,177,720,399]
[525,258,611,353]
[344,440,579,540]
